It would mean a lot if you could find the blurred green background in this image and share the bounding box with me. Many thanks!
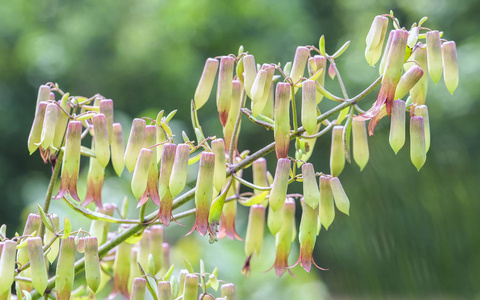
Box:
[1,0,479,299]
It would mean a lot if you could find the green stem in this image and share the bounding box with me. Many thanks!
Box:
[327,56,349,100]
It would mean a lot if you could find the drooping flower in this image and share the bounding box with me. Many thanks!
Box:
[414,105,430,152]
[251,64,275,116]
[56,121,82,201]
[221,283,236,300]
[301,80,318,135]
[92,113,110,168]
[389,100,406,154]
[138,125,160,207]
[365,15,389,66]
[223,80,243,155]
[169,144,190,197]
[27,237,48,295]
[243,55,257,98]
[130,278,147,300]
[111,123,125,177]
[39,103,59,156]
[0,241,16,296]
[244,204,265,259]
[111,228,132,298]
[294,199,321,272]
[271,198,296,277]
[290,46,310,84]
[131,148,153,201]
[84,237,101,293]
[410,116,426,171]
[216,56,235,126]
[330,126,345,177]
[99,99,114,142]
[150,225,164,274]
[124,118,146,172]
[302,163,320,209]
[269,158,291,212]
[55,237,76,300]
[426,30,443,84]
[330,177,350,215]
[406,45,428,105]
[158,143,177,226]
[183,274,199,300]
[194,58,219,109]
[83,138,105,209]
[394,65,424,100]
[157,281,172,300]
[352,119,369,171]
[308,55,327,103]
[319,176,334,230]
[274,83,291,159]
[28,101,47,155]
[442,41,459,95]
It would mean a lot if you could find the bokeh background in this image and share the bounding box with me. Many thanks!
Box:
[1,0,479,299]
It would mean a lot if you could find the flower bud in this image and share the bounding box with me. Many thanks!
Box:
[40,103,59,151]
[328,63,336,80]
[52,98,70,151]
[128,248,140,293]
[92,113,110,167]
[301,80,318,135]
[269,158,291,212]
[84,237,101,292]
[111,123,125,176]
[36,85,51,110]
[195,58,219,109]
[137,230,152,274]
[131,148,153,200]
[261,82,275,119]
[131,277,147,300]
[330,126,345,177]
[245,205,265,257]
[352,119,369,171]
[274,83,291,159]
[406,45,428,105]
[158,143,176,225]
[319,176,334,230]
[112,239,132,298]
[243,55,257,98]
[365,15,389,66]
[410,116,426,171]
[150,225,164,274]
[212,139,226,193]
[55,237,75,300]
[136,126,160,206]
[273,198,295,277]
[221,283,236,300]
[308,55,327,103]
[28,102,47,154]
[426,30,443,84]
[414,105,430,152]
[216,56,235,126]
[442,41,459,95]
[191,152,215,236]
[251,65,275,116]
[302,163,320,208]
[290,46,310,83]
[223,80,243,155]
[45,214,60,263]
[169,144,190,197]
[56,121,82,201]
[252,158,269,196]
[177,270,189,297]
[158,281,172,300]
[125,118,146,172]
[84,138,105,209]
[394,65,424,100]
[0,241,16,295]
[389,100,406,154]
[99,99,114,142]
[183,274,199,300]
[330,177,350,215]
[162,243,170,272]
[298,199,319,272]
[408,26,420,49]
[27,237,48,295]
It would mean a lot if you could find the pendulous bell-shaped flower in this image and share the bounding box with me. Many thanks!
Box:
[56,121,82,201]
[296,199,320,272]
[84,138,105,209]
[269,158,291,212]
[221,283,237,300]
[84,237,101,293]
[112,232,132,298]
[40,103,59,152]
[138,125,160,207]
[183,274,199,300]
[131,148,153,201]
[330,177,350,215]
[442,41,459,95]
[251,64,275,116]
[406,45,428,105]
[330,126,345,177]
[55,236,76,300]
[217,56,235,127]
[308,55,327,103]
[99,99,114,142]
[92,113,110,168]
[410,116,426,171]
[426,30,443,84]
[290,46,310,83]
[272,198,296,277]
[125,118,146,172]
[414,105,430,152]
[394,65,424,100]
[245,204,265,258]
[352,119,369,171]
[194,58,219,109]
[27,237,48,295]
[212,139,226,193]
[130,278,147,300]
[365,15,389,66]
[301,80,318,135]
[158,143,177,225]
[223,80,243,155]
[243,55,257,98]
[302,163,320,209]
[28,101,47,154]
[169,144,190,197]
[319,176,334,230]
[274,82,291,159]
[150,225,164,274]
[111,123,125,176]
[157,281,172,300]
[389,100,406,154]
[0,241,16,296]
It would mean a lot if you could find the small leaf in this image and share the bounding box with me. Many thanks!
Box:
[283,61,292,77]
[200,259,205,274]
[146,275,159,300]
[182,131,191,143]
[238,191,269,206]
[0,224,7,238]
[337,106,350,124]
[37,204,55,233]
[22,290,32,300]
[156,110,165,124]
[165,110,177,123]
[62,217,71,239]
[160,121,173,137]
[170,275,179,298]
[307,68,324,82]
[194,128,206,145]
[419,16,428,26]
[188,152,202,165]
[125,229,144,244]
[236,56,244,83]
[75,112,96,121]
[163,264,175,281]
[184,258,195,274]
[332,41,350,59]
[319,35,326,57]
[208,274,219,291]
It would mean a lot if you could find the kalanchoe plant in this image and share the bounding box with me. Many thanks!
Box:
[4,11,458,300]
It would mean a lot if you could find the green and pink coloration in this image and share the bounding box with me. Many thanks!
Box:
[84,237,101,293]
[183,274,199,300]
[131,148,153,201]
[290,46,310,84]
[216,56,235,126]
[169,143,190,197]
[301,80,318,135]
[319,175,335,230]
[352,119,369,171]
[274,83,291,159]
[407,45,428,105]
[99,99,114,142]
[28,101,47,155]
[92,113,110,168]
[223,80,243,155]
[84,138,105,209]
[426,30,443,84]
[269,158,291,212]
[410,116,426,171]
[330,126,345,177]
[389,100,406,154]
[194,58,219,109]
[308,55,327,103]
[158,143,177,225]
[55,237,76,300]
[27,237,48,295]
[271,198,296,277]
[0,241,16,296]
[330,177,350,216]
[395,65,424,100]
[138,125,160,206]
[302,163,320,209]
[111,123,125,176]
[365,15,389,66]
[125,118,146,172]
[56,121,82,201]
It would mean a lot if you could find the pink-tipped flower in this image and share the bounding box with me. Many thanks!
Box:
[272,198,296,277]
[410,116,426,171]
[0,241,17,295]
[40,103,59,152]
[216,56,235,126]
[157,281,172,300]
[125,118,146,172]
[302,163,320,209]
[162,242,170,271]
[195,58,219,109]
[150,225,164,274]
[111,123,125,176]
[269,158,291,212]
[55,237,76,300]
[245,205,265,258]
[35,85,51,110]
[328,63,336,80]
[359,30,408,131]
[84,138,105,209]
[223,80,243,155]
[99,99,114,142]
[395,65,424,100]
[92,113,110,167]
[408,26,420,49]
[330,126,345,177]
[426,30,443,84]
[190,152,215,236]
[131,277,147,300]
[319,176,334,230]
[274,83,291,159]
[112,240,132,298]
[406,45,429,105]
[28,102,47,154]
[389,100,406,154]
[183,274,199,300]
[301,80,318,135]
[251,64,275,116]
[414,105,430,152]
[56,121,82,201]
[84,237,101,293]
[243,55,257,98]
[169,144,190,197]
[330,177,350,215]
[52,96,70,151]
[308,55,327,103]
[365,15,389,66]
[212,139,226,193]
[290,46,310,83]
[352,119,369,171]
[138,126,160,206]
[158,143,176,225]
[218,200,241,240]
[131,148,153,201]
[221,283,236,300]
[27,237,48,295]
[296,199,319,272]
[442,41,459,95]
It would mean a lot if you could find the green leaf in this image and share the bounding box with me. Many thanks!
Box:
[0,224,7,239]
[419,16,428,26]
[156,110,165,124]
[160,121,173,137]
[184,258,195,274]
[307,68,324,83]
[75,112,96,121]
[208,274,219,291]
[146,275,159,300]
[37,204,55,234]
[62,217,71,239]
[165,110,177,123]
[163,264,175,281]
[209,191,228,223]
[332,41,350,59]
[187,151,202,165]
[238,191,269,206]
[236,56,244,83]
[319,35,326,57]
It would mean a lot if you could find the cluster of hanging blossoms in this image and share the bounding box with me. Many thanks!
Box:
[0,12,458,299]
